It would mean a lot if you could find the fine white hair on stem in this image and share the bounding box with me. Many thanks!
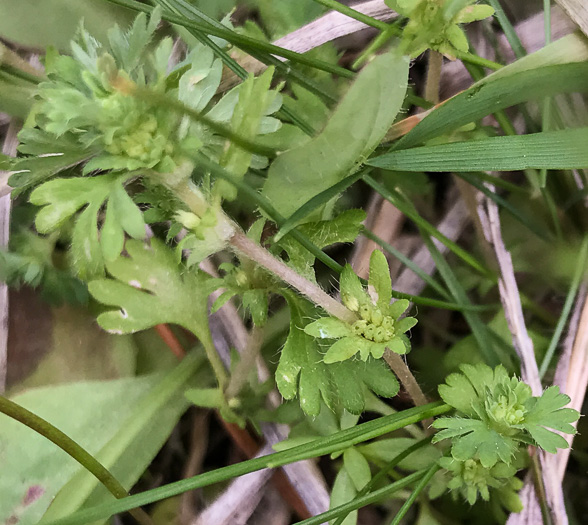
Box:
[476,183,568,525]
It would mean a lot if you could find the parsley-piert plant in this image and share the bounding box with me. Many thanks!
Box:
[1,5,581,522]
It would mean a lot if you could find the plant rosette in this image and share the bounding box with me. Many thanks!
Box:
[304,250,417,363]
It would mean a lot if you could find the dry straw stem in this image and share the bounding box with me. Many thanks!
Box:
[477,187,568,525]
[553,287,588,479]
[220,0,397,91]
[0,120,19,393]
[555,0,588,37]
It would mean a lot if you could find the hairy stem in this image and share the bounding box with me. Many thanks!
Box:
[0,396,153,525]
[230,230,357,323]
[383,351,432,432]
[424,50,443,105]
[225,324,265,399]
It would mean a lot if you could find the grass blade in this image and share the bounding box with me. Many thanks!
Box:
[370,128,588,172]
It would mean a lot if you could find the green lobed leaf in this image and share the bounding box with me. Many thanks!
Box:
[522,386,579,453]
[263,51,409,219]
[432,417,519,468]
[88,239,214,346]
[279,209,366,282]
[276,292,400,415]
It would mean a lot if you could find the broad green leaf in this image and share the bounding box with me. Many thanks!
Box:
[0,375,165,525]
[369,127,588,172]
[38,402,451,524]
[88,239,214,347]
[343,448,371,492]
[0,0,132,50]
[40,353,204,522]
[263,51,409,218]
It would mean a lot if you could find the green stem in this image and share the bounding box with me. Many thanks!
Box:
[332,436,433,525]
[311,0,390,31]
[454,50,503,70]
[389,462,440,525]
[424,50,443,105]
[229,230,356,323]
[295,471,427,525]
[47,402,450,525]
[103,0,354,78]
[0,396,153,525]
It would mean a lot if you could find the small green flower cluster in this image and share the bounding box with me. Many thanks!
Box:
[99,93,176,171]
[439,456,524,510]
[304,251,417,363]
[432,364,579,509]
[387,0,495,58]
[350,304,396,344]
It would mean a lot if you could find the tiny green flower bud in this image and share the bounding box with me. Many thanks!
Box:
[359,304,372,321]
[234,270,248,288]
[175,210,201,230]
[344,295,360,312]
[371,308,383,326]
[364,325,375,341]
[352,320,368,335]
[373,327,386,343]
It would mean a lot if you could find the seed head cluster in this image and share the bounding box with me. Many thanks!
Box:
[348,301,396,344]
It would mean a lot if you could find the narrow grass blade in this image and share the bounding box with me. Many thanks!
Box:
[363,175,492,277]
[395,62,588,150]
[539,237,588,378]
[455,172,550,241]
[421,235,501,366]
[370,128,588,172]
